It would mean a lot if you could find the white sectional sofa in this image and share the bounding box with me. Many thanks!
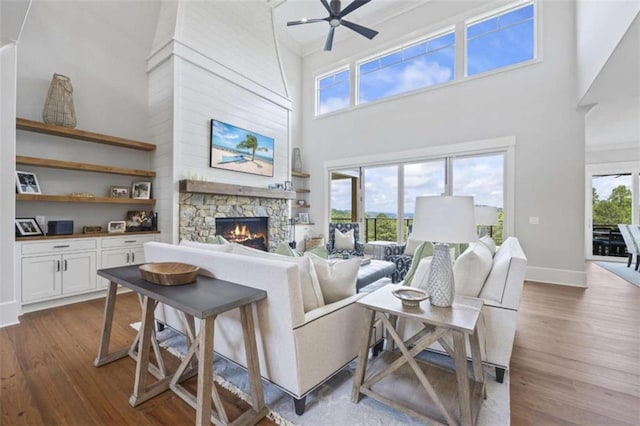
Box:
[395,236,527,382]
[143,241,382,415]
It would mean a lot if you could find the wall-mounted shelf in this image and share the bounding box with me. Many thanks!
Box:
[292,170,310,178]
[16,194,156,205]
[16,118,156,151]
[294,188,310,194]
[180,180,296,200]
[16,156,156,178]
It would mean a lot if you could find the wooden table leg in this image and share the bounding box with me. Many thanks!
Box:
[95,281,129,366]
[351,309,376,403]
[196,316,215,426]
[452,330,473,426]
[129,295,156,407]
[240,304,265,411]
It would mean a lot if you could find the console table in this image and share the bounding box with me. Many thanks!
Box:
[94,265,268,426]
[352,284,485,425]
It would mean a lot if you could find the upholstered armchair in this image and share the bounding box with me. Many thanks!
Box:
[326,222,365,256]
[383,243,413,283]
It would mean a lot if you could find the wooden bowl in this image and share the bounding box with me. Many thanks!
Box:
[139,262,199,286]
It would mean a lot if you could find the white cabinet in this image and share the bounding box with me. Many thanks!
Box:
[21,240,97,303]
[19,233,158,310]
[98,235,157,287]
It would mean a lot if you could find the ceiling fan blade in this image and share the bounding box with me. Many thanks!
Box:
[339,0,372,18]
[340,19,378,39]
[287,18,326,26]
[320,0,335,16]
[324,27,336,51]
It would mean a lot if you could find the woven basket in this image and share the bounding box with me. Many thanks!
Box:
[43,73,77,128]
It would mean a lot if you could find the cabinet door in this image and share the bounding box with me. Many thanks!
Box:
[62,252,97,295]
[99,248,130,288]
[22,255,62,302]
[130,247,145,265]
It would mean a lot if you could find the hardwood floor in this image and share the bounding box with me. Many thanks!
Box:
[1,262,638,425]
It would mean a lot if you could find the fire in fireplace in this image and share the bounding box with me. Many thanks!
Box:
[215,217,268,251]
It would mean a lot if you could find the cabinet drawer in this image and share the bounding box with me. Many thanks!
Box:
[101,235,157,248]
[21,239,97,255]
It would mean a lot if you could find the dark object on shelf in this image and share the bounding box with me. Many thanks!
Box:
[48,220,73,235]
[126,210,154,232]
[83,226,103,234]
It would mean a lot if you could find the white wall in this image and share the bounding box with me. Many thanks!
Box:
[299,1,586,285]
[1,44,19,326]
[576,0,640,102]
[147,1,292,243]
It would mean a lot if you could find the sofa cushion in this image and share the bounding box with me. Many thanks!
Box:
[275,242,300,257]
[334,228,355,250]
[453,242,493,297]
[179,240,232,252]
[479,235,497,256]
[305,253,361,304]
[230,243,324,312]
[403,241,434,286]
[307,244,328,258]
[404,237,424,256]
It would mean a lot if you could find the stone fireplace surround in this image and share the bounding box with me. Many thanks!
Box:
[179,180,295,251]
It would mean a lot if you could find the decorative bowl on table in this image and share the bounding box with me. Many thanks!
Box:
[139,262,199,286]
[392,287,429,307]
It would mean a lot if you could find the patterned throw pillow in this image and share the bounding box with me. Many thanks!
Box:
[334,228,355,250]
[305,252,361,304]
[402,241,435,286]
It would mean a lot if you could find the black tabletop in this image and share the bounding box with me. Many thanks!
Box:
[98,265,267,319]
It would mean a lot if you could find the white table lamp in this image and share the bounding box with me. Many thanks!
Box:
[475,205,498,237]
[412,196,477,307]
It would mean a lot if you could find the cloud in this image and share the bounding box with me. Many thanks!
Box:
[318,96,349,115]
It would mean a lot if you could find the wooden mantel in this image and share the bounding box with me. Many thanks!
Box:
[179,180,296,200]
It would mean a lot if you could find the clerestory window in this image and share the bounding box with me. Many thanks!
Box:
[316,68,350,115]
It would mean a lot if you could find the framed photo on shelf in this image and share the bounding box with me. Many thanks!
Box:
[125,210,154,231]
[15,171,41,194]
[298,212,310,225]
[131,182,151,199]
[15,218,44,237]
[109,185,129,198]
[107,221,126,233]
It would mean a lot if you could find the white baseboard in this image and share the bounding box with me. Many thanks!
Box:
[0,300,20,328]
[526,266,587,287]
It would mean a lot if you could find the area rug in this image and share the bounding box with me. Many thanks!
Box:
[595,261,640,287]
[135,323,510,425]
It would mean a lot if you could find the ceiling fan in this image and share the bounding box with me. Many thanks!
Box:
[287,0,379,51]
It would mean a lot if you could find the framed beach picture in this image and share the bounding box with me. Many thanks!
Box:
[15,171,42,194]
[210,119,274,177]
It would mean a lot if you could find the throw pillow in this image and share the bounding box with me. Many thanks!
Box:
[453,242,493,297]
[307,244,328,258]
[479,236,497,256]
[231,243,324,312]
[179,239,232,252]
[275,242,299,257]
[305,252,361,304]
[206,235,230,245]
[404,237,424,256]
[334,228,355,250]
[409,257,433,291]
[402,241,435,286]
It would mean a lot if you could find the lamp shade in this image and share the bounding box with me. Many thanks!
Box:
[475,205,498,226]
[412,196,477,244]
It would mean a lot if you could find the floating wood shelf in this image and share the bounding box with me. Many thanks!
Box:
[16,156,156,178]
[16,194,156,205]
[291,170,310,178]
[179,180,296,200]
[294,188,310,193]
[16,118,156,151]
[16,230,160,242]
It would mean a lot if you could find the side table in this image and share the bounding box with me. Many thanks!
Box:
[95,265,268,426]
[351,284,485,425]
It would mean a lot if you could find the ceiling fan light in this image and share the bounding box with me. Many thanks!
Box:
[329,18,341,27]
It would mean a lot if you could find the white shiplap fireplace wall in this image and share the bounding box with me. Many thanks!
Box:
[146,1,292,244]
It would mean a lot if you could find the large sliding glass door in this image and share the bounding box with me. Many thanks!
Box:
[588,169,637,261]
